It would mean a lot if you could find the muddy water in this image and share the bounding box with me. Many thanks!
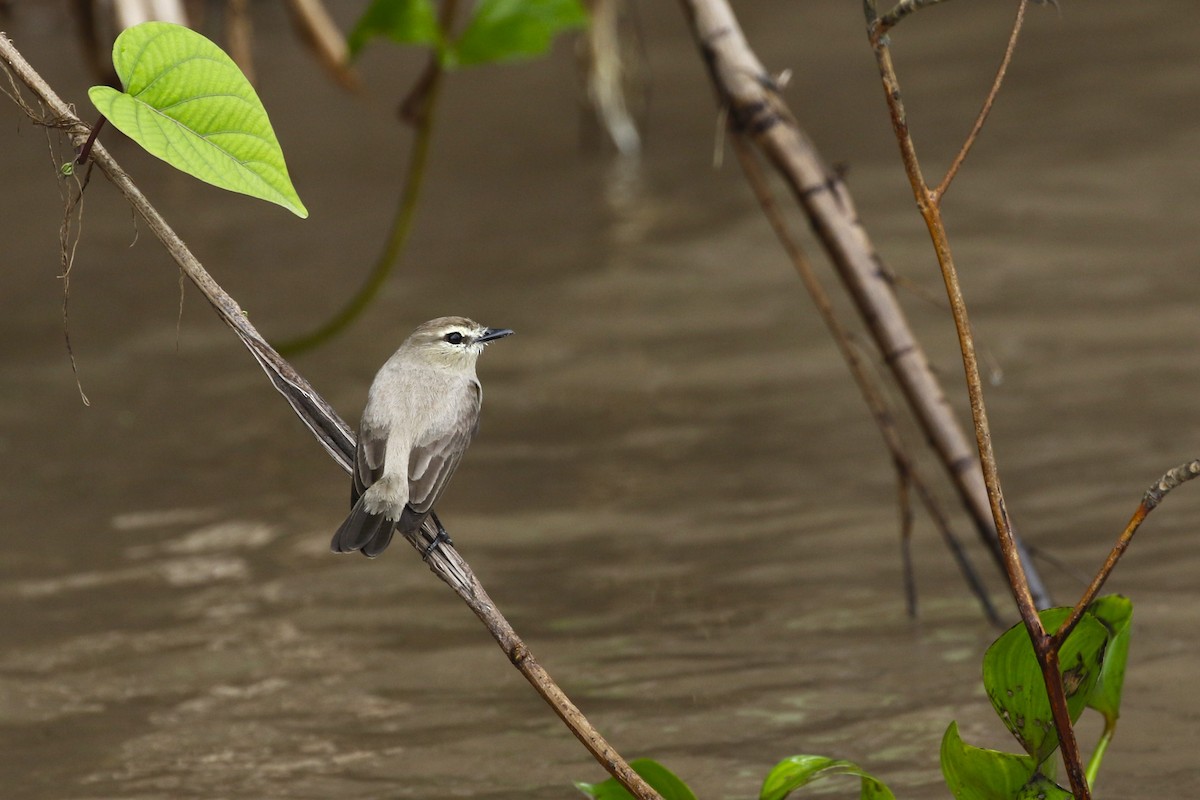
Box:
[2,2,1199,797]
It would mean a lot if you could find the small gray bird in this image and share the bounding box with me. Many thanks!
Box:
[331,316,513,558]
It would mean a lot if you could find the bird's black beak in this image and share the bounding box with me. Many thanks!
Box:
[477,327,514,344]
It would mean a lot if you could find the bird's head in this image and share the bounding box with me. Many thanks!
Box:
[403,316,513,370]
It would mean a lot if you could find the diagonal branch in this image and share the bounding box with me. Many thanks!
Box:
[933,0,1029,203]
[678,0,1052,610]
[0,31,660,800]
[729,134,998,623]
[1053,458,1200,647]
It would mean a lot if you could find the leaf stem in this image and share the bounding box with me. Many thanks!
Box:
[75,114,105,164]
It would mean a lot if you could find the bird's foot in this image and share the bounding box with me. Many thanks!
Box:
[421,528,454,561]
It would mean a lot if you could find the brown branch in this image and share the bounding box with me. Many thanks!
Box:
[0,31,660,800]
[866,20,1039,624]
[874,0,953,36]
[678,0,1051,610]
[729,134,998,623]
[1053,458,1200,647]
[282,0,361,91]
[863,4,1091,796]
[933,0,1028,204]
[896,466,918,617]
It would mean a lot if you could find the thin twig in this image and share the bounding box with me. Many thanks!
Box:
[874,0,953,37]
[75,114,104,164]
[897,466,918,618]
[680,0,1049,611]
[275,59,442,354]
[933,0,1028,204]
[282,0,361,91]
[728,134,998,623]
[276,0,457,355]
[0,32,660,800]
[863,9,1091,798]
[868,0,1040,638]
[54,139,93,406]
[1053,458,1200,647]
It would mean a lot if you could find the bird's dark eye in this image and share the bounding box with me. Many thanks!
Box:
[444,331,464,345]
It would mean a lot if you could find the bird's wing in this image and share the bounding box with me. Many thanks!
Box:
[350,422,388,506]
[331,421,393,557]
[405,382,481,517]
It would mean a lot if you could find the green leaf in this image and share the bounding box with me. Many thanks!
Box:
[88,22,307,217]
[574,759,697,800]
[1083,594,1133,790]
[982,607,1109,762]
[347,0,441,57]
[940,720,1040,800]
[1086,594,1133,726]
[1014,773,1073,800]
[449,0,589,68]
[759,755,895,800]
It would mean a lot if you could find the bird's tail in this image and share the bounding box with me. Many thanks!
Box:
[331,499,396,558]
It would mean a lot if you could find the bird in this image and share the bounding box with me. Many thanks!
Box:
[331,316,513,559]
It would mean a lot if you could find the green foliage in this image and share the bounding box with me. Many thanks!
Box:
[452,0,589,67]
[88,22,307,218]
[943,596,1133,799]
[574,759,697,800]
[573,755,896,800]
[940,722,1066,800]
[347,0,441,55]
[982,607,1108,761]
[760,755,895,800]
[348,0,588,67]
[1086,594,1132,727]
[572,598,1132,800]
[1083,594,1133,789]
[1013,773,1074,800]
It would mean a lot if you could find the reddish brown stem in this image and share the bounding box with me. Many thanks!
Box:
[863,3,1090,796]
[75,114,104,164]
[934,0,1028,204]
[1054,459,1200,647]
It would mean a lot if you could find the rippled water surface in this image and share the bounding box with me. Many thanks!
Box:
[3,2,1199,797]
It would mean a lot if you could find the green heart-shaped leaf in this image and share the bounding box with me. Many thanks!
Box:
[89,21,307,218]
[983,607,1109,761]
